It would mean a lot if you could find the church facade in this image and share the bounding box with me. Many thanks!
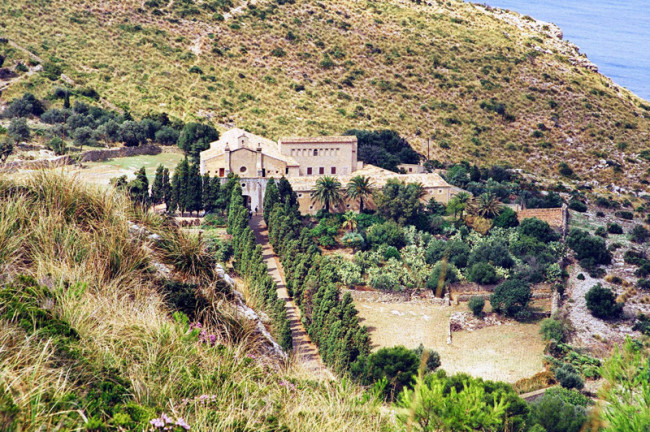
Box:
[200,128,463,214]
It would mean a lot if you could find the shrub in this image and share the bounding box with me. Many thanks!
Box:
[468,262,498,285]
[594,226,607,237]
[3,93,46,118]
[357,346,419,400]
[554,363,584,390]
[493,206,519,228]
[383,246,400,260]
[8,118,30,141]
[615,210,634,220]
[341,232,364,250]
[426,261,459,292]
[540,318,565,342]
[468,296,485,317]
[585,284,623,319]
[528,392,588,432]
[490,279,532,318]
[577,273,585,280]
[638,279,650,290]
[568,200,587,212]
[47,137,67,155]
[519,218,559,243]
[607,223,623,234]
[567,229,612,266]
[629,224,649,244]
[412,344,441,373]
[366,221,405,249]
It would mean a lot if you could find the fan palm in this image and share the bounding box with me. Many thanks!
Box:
[342,211,358,232]
[475,193,502,218]
[345,175,374,213]
[311,175,343,213]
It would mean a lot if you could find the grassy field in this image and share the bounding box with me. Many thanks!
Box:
[355,300,547,383]
[1,0,649,188]
[67,152,184,184]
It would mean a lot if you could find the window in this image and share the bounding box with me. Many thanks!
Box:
[438,189,443,194]
[298,193,303,198]
[331,167,336,174]
[319,167,324,175]
[241,183,246,188]
[307,167,312,175]
[313,149,318,156]
[285,168,289,174]
[240,166,247,173]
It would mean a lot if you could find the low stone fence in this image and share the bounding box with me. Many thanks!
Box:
[79,144,162,162]
[344,289,447,305]
[0,155,71,172]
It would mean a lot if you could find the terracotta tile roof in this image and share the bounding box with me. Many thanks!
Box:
[200,128,299,166]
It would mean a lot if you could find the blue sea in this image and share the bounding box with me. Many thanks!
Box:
[482,0,650,101]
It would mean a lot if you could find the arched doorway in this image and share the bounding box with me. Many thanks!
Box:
[243,194,252,210]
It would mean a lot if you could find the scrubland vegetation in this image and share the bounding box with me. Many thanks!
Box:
[1,0,649,188]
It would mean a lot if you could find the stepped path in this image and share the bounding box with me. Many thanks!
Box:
[250,215,333,379]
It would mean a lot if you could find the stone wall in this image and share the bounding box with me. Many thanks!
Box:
[0,155,71,172]
[343,289,447,305]
[79,144,161,163]
[517,205,568,234]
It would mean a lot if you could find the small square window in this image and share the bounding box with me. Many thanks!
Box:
[331,167,336,174]
[307,167,313,175]
[319,167,324,175]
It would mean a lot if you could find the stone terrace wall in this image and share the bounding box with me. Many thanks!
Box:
[517,205,568,234]
[0,155,71,172]
[80,144,161,162]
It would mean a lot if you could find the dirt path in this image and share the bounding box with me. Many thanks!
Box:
[250,216,333,379]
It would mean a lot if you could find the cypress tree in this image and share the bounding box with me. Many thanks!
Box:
[263,178,279,224]
[171,158,190,215]
[277,176,298,208]
[151,164,165,205]
[186,162,203,216]
[202,173,213,213]
[129,167,150,207]
[162,167,172,209]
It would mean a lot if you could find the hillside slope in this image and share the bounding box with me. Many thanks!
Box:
[1,0,648,189]
[0,172,389,431]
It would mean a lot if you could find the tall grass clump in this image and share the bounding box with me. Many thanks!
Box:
[0,171,389,431]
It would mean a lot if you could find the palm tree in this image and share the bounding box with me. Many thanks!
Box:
[311,175,343,213]
[475,192,502,218]
[447,191,471,220]
[341,211,358,232]
[346,175,374,213]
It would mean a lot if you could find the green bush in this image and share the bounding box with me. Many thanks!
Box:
[527,391,588,432]
[366,221,405,249]
[383,246,401,260]
[540,318,565,342]
[519,218,560,243]
[468,262,498,285]
[607,223,623,234]
[615,210,634,220]
[554,363,584,390]
[412,343,441,373]
[468,296,485,317]
[356,346,419,400]
[629,224,649,244]
[493,206,519,228]
[585,283,623,319]
[568,200,587,212]
[567,229,612,266]
[490,279,531,318]
[426,261,459,292]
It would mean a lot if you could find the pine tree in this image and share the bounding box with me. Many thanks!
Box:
[151,164,165,205]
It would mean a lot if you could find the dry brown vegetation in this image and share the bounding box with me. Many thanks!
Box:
[1,0,649,189]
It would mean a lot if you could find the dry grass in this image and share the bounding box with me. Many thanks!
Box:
[0,171,391,431]
[355,300,547,383]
